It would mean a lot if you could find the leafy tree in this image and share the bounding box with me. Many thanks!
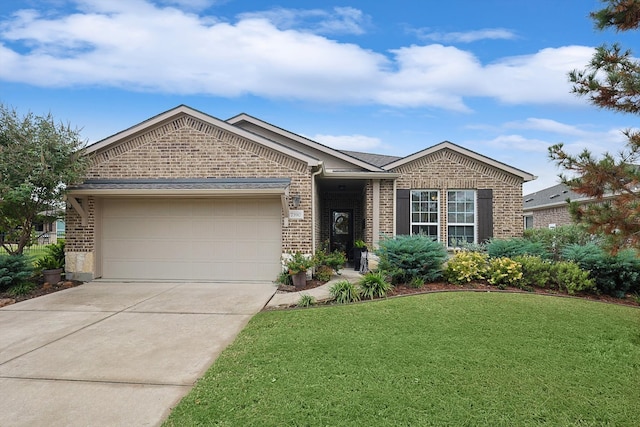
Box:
[549,0,640,252]
[0,104,88,255]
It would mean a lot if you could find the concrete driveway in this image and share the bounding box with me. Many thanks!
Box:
[0,281,276,427]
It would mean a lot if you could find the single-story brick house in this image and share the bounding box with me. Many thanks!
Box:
[65,105,535,281]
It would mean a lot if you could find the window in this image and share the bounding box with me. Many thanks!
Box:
[410,190,439,240]
[524,216,533,230]
[447,190,476,245]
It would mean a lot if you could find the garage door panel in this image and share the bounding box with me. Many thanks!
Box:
[101,198,282,281]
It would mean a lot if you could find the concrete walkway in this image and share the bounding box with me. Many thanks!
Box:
[266,268,362,308]
[0,281,276,427]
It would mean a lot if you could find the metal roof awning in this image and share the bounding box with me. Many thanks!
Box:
[66,178,293,227]
[66,178,292,196]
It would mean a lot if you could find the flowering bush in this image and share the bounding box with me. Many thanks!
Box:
[486,257,523,288]
[444,250,489,285]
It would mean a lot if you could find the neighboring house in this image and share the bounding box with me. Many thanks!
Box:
[34,217,65,245]
[523,183,596,229]
[65,105,535,281]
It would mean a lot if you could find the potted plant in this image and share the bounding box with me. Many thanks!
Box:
[353,240,368,271]
[35,255,64,284]
[286,252,314,289]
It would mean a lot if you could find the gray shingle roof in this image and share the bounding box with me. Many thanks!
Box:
[339,150,403,167]
[523,183,581,210]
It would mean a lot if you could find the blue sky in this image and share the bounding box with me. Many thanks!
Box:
[1,0,638,194]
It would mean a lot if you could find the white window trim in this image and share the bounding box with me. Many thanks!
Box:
[410,190,440,241]
[446,189,477,247]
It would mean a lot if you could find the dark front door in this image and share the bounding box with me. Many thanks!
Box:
[330,209,353,259]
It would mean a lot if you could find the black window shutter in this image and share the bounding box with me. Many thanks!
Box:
[477,189,493,243]
[396,189,411,235]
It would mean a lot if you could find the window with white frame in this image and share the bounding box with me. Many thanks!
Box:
[447,190,476,246]
[410,190,439,240]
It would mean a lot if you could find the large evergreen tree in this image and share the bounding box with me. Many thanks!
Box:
[549,0,640,252]
[0,104,88,255]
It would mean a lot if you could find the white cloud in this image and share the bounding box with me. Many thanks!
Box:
[504,118,589,136]
[416,28,516,43]
[0,1,596,111]
[485,134,551,153]
[238,6,369,35]
[312,134,384,151]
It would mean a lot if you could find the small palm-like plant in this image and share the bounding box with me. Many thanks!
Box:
[297,294,316,308]
[329,280,361,304]
[358,272,392,299]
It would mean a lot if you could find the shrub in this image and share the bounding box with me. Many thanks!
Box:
[7,282,36,296]
[358,272,393,299]
[313,265,334,282]
[297,294,316,308]
[376,235,447,284]
[486,238,550,259]
[0,255,33,291]
[562,243,640,297]
[513,255,553,289]
[286,252,314,275]
[45,240,65,269]
[444,250,489,285]
[486,257,523,289]
[274,271,292,286]
[329,280,361,304]
[408,276,424,288]
[313,249,346,273]
[551,261,596,295]
[523,225,596,261]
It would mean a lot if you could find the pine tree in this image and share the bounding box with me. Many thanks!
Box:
[549,0,640,252]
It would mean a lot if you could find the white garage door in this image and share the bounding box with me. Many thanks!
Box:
[101,198,282,281]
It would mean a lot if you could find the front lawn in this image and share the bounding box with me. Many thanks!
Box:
[164,293,640,426]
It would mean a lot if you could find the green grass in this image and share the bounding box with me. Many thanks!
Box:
[164,293,640,426]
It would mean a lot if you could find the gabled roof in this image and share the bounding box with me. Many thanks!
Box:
[226,113,384,172]
[383,141,536,182]
[85,105,321,167]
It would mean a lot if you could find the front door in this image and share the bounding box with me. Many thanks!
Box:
[330,209,353,260]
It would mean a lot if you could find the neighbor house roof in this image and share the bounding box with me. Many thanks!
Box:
[523,183,580,211]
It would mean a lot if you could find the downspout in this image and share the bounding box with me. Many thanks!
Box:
[311,164,324,254]
[393,179,397,237]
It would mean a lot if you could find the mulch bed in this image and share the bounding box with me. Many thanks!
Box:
[0,280,84,307]
[280,278,640,308]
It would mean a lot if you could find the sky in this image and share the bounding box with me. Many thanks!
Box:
[1,0,638,195]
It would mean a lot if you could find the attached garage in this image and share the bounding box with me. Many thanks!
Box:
[100,197,282,281]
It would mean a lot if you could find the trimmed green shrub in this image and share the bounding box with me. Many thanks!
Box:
[358,272,393,299]
[551,261,596,295]
[486,238,550,259]
[523,225,596,260]
[513,255,553,289]
[562,243,640,297]
[486,257,523,289]
[329,280,361,304]
[296,294,316,308]
[313,249,346,273]
[313,265,333,282]
[376,235,447,284]
[444,250,489,285]
[0,255,33,291]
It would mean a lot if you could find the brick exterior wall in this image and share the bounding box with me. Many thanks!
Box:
[388,148,524,243]
[530,206,573,229]
[66,114,313,279]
